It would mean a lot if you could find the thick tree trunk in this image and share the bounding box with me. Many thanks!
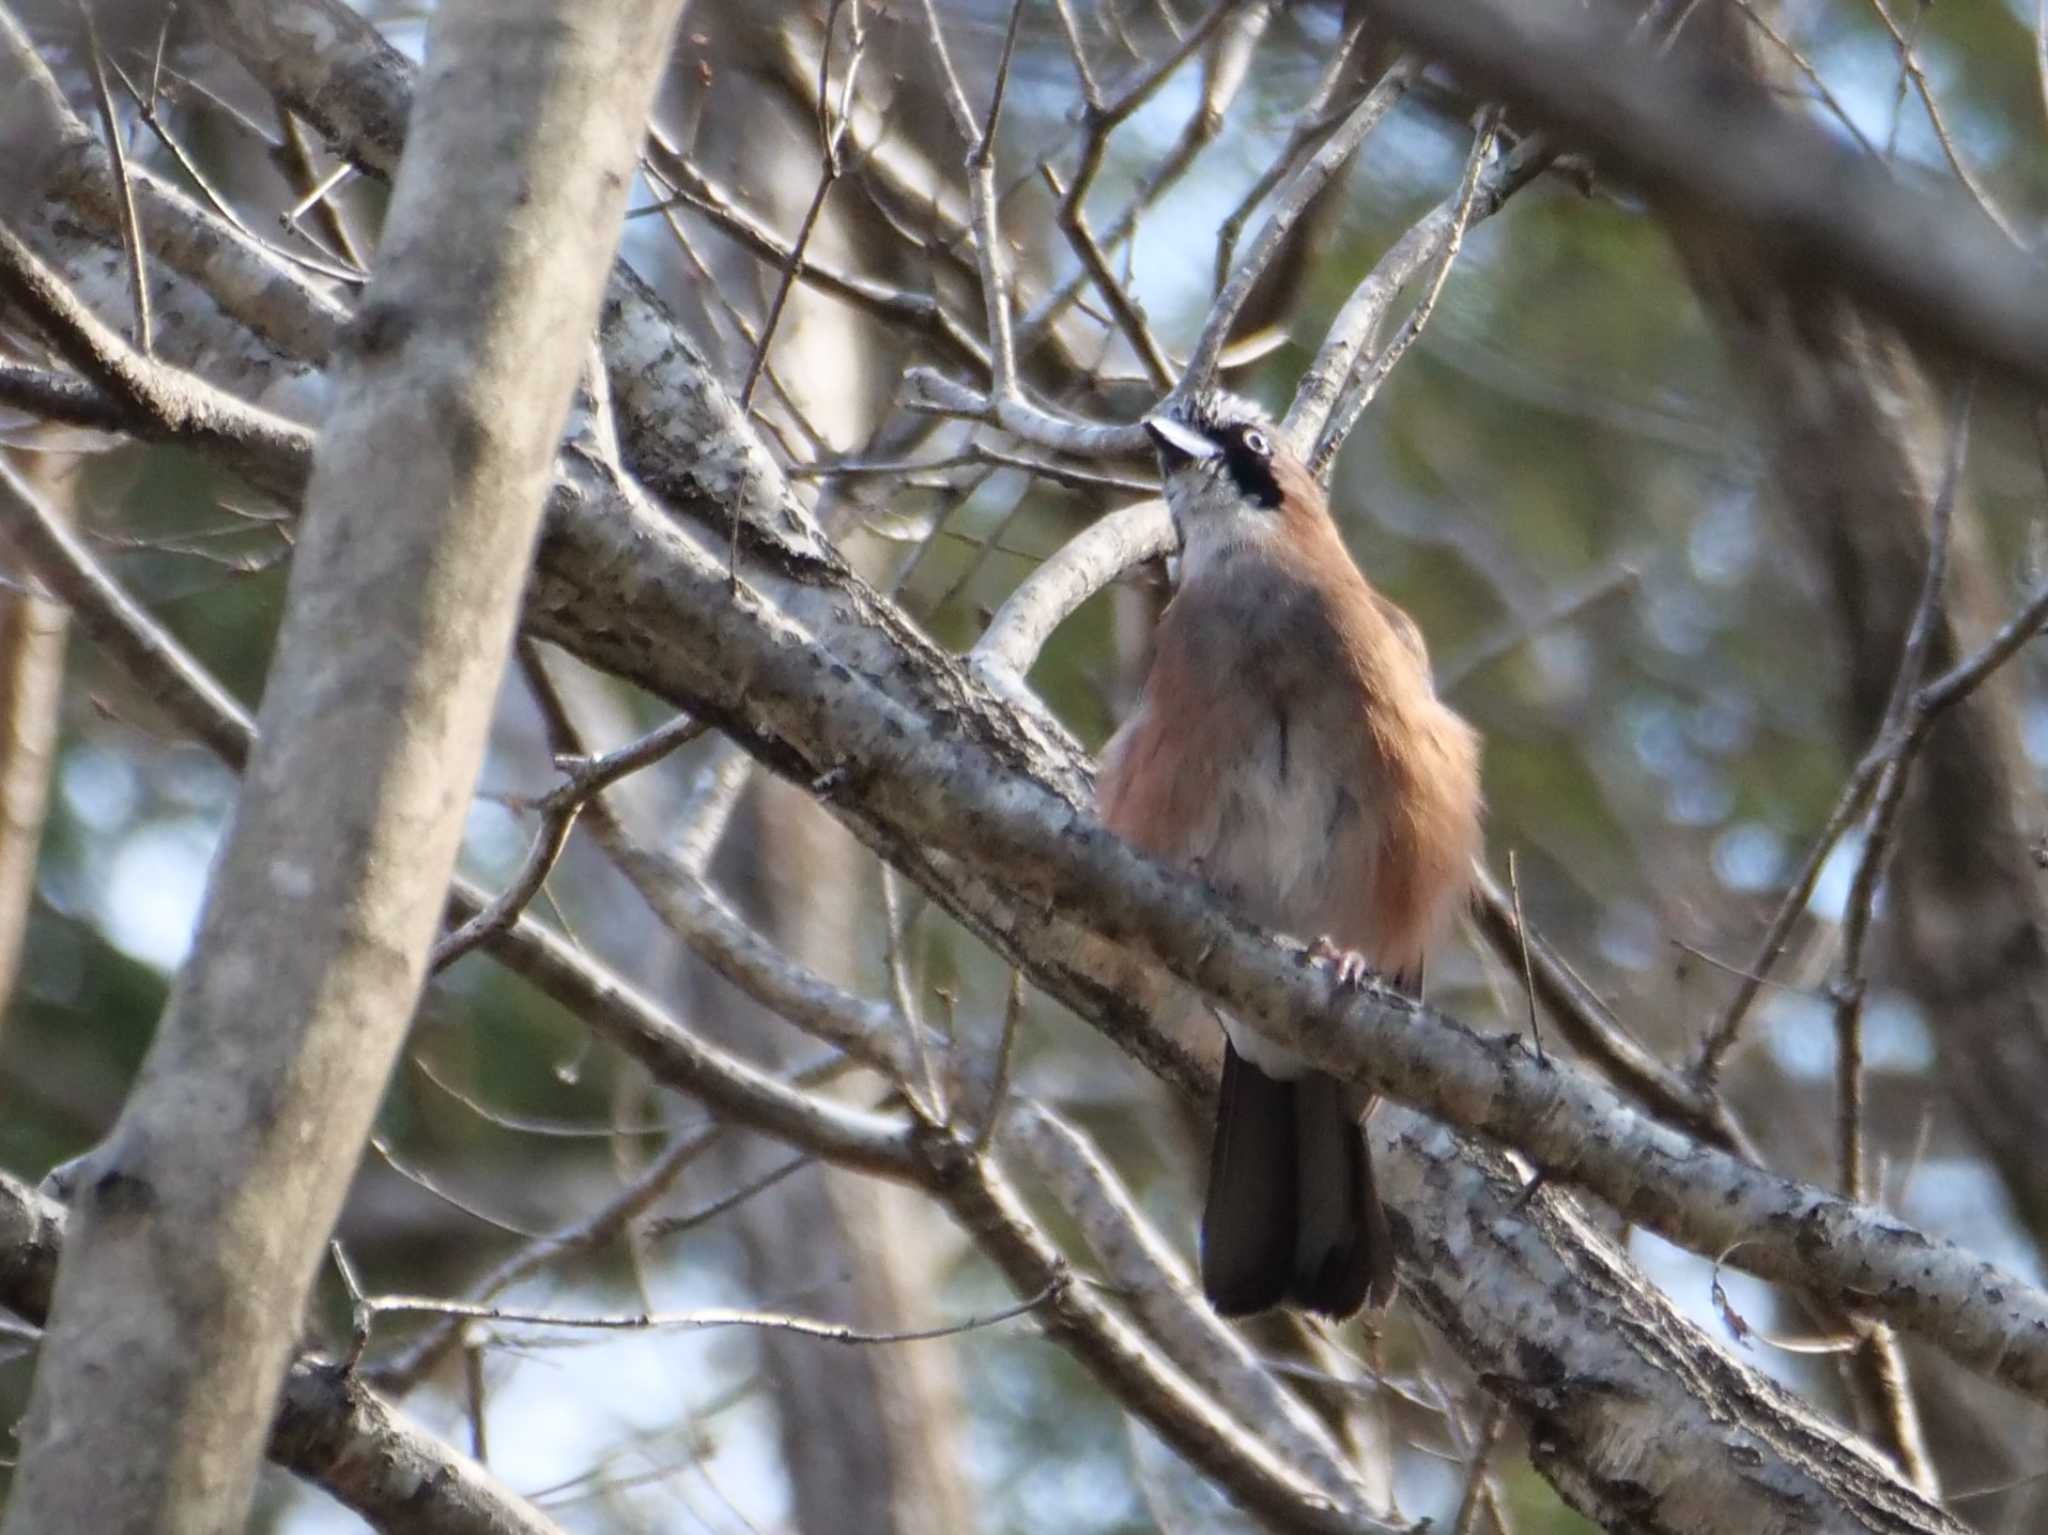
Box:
[0,4,682,1529]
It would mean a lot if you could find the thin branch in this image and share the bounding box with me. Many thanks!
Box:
[972,498,1175,681]
[793,443,1154,497]
[0,222,311,500]
[1003,1101,1381,1514]
[277,107,365,269]
[101,52,364,286]
[370,1051,853,1395]
[738,0,866,414]
[1505,849,1544,1061]
[898,364,1150,456]
[639,1151,816,1242]
[880,863,945,1118]
[1288,123,1548,465]
[1697,381,1982,1081]
[939,0,1027,399]
[1010,0,1239,364]
[1042,161,1175,387]
[367,1134,552,1241]
[0,456,255,769]
[1449,1402,1508,1535]
[1436,556,1640,693]
[1304,108,1505,478]
[1722,0,1880,158]
[638,136,989,373]
[1210,10,1374,296]
[1182,59,1414,393]
[1855,0,2022,245]
[1830,380,1970,1202]
[431,679,706,973]
[74,0,151,353]
[359,1283,1054,1349]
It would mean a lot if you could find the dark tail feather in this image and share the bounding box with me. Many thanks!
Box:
[1200,1042,1297,1316]
[1200,1042,1396,1319]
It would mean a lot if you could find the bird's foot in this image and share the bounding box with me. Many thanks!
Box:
[1308,936,1375,989]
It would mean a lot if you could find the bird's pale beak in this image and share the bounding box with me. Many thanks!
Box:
[1143,414,1220,468]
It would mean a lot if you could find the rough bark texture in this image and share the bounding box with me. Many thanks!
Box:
[0,3,683,1530]
[1382,1110,1957,1535]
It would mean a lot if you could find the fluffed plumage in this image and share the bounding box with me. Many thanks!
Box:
[1098,390,1481,1318]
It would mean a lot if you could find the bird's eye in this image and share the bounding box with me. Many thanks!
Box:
[1242,428,1271,458]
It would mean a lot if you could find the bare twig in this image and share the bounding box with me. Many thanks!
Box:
[639,136,989,373]
[1449,1402,1508,1535]
[918,0,1027,399]
[1304,108,1505,477]
[1182,59,1414,394]
[1505,850,1544,1061]
[1722,0,1879,158]
[639,1151,816,1242]
[1010,0,1238,364]
[738,0,866,415]
[881,863,945,1118]
[1830,377,1971,1200]
[794,443,1154,497]
[74,0,151,353]
[327,1282,1046,1355]
[1211,9,1374,296]
[1855,0,2022,245]
[277,108,365,269]
[1042,160,1175,387]
[961,969,1023,1153]
[1697,383,1985,1082]
[371,1051,855,1395]
[432,656,705,973]
[1288,124,1548,464]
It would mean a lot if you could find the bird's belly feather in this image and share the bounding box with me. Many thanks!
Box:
[1099,660,1403,1080]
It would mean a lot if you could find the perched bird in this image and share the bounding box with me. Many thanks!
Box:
[1097,390,1482,1318]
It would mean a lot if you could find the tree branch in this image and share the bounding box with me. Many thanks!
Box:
[0,1172,571,1535]
[0,3,687,1528]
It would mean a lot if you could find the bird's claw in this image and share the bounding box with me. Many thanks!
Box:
[1308,936,1374,989]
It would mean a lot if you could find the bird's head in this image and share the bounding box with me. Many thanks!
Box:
[1143,391,1318,575]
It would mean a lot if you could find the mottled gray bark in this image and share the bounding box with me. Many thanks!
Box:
[1383,1111,1959,1535]
[0,3,682,1530]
